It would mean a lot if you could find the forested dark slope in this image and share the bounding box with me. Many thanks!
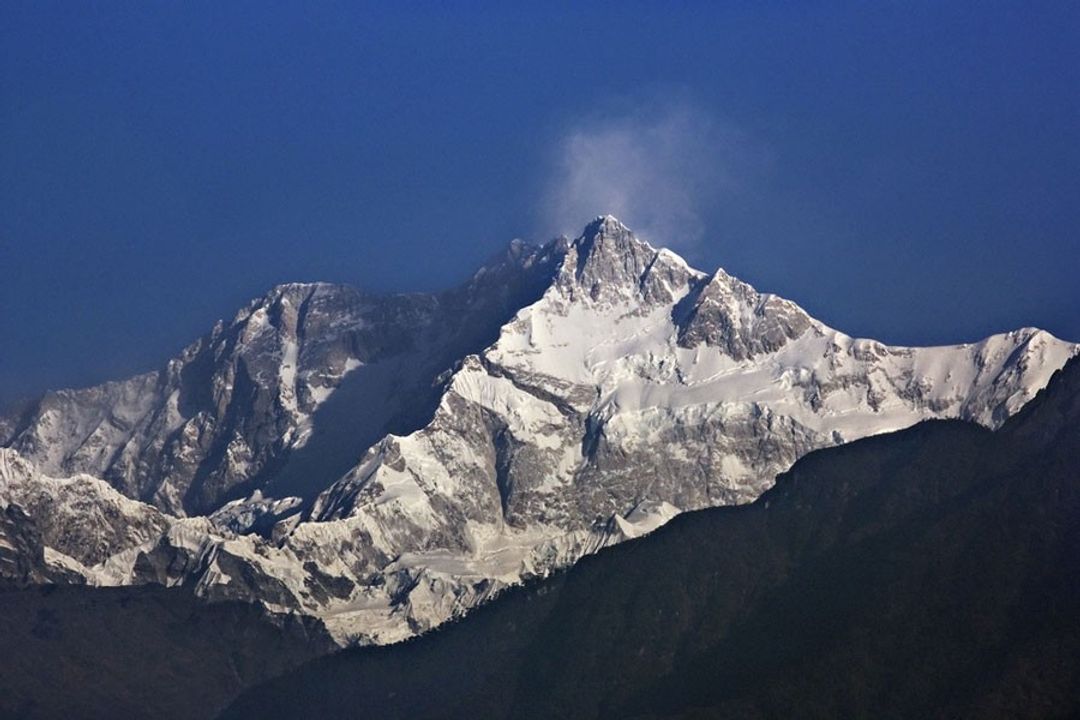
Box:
[0,585,334,720]
[222,358,1080,720]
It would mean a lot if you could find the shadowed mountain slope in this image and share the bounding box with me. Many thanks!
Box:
[221,357,1080,719]
[0,584,335,720]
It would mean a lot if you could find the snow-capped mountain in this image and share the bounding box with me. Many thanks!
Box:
[2,239,561,519]
[219,356,1080,720]
[2,216,1076,644]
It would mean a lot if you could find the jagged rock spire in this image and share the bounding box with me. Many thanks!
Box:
[555,215,697,306]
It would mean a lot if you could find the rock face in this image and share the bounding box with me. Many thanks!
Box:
[675,268,813,358]
[3,240,560,518]
[2,216,1077,644]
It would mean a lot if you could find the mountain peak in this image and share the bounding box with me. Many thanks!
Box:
[554,216,693,306]
[585,213,632,233]
[674,268,814,358]
[574,215,646,253]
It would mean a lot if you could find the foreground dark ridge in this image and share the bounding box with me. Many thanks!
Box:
[221,358,1080,719]
[0,584,335,720]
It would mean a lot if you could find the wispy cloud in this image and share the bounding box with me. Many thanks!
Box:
[537,99,767,249]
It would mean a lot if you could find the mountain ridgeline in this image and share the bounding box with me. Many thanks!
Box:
[221,356,1080,720]
[1,217,1077,646]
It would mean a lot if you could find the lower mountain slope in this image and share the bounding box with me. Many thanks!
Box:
[221,357,1080,720]
[0,584,335,720]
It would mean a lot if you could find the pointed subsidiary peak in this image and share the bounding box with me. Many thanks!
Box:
[1003,353,1080,448]
[674,267,815,360]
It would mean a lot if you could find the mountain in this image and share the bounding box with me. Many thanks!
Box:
[0,584,334,720]
[220,356,1080,720]
[1,239,561,518]
[2,216,1076,644]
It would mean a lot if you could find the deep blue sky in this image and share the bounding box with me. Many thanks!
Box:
[2,1,1078,406]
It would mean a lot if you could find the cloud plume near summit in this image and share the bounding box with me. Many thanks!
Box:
[538,101,767,249]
